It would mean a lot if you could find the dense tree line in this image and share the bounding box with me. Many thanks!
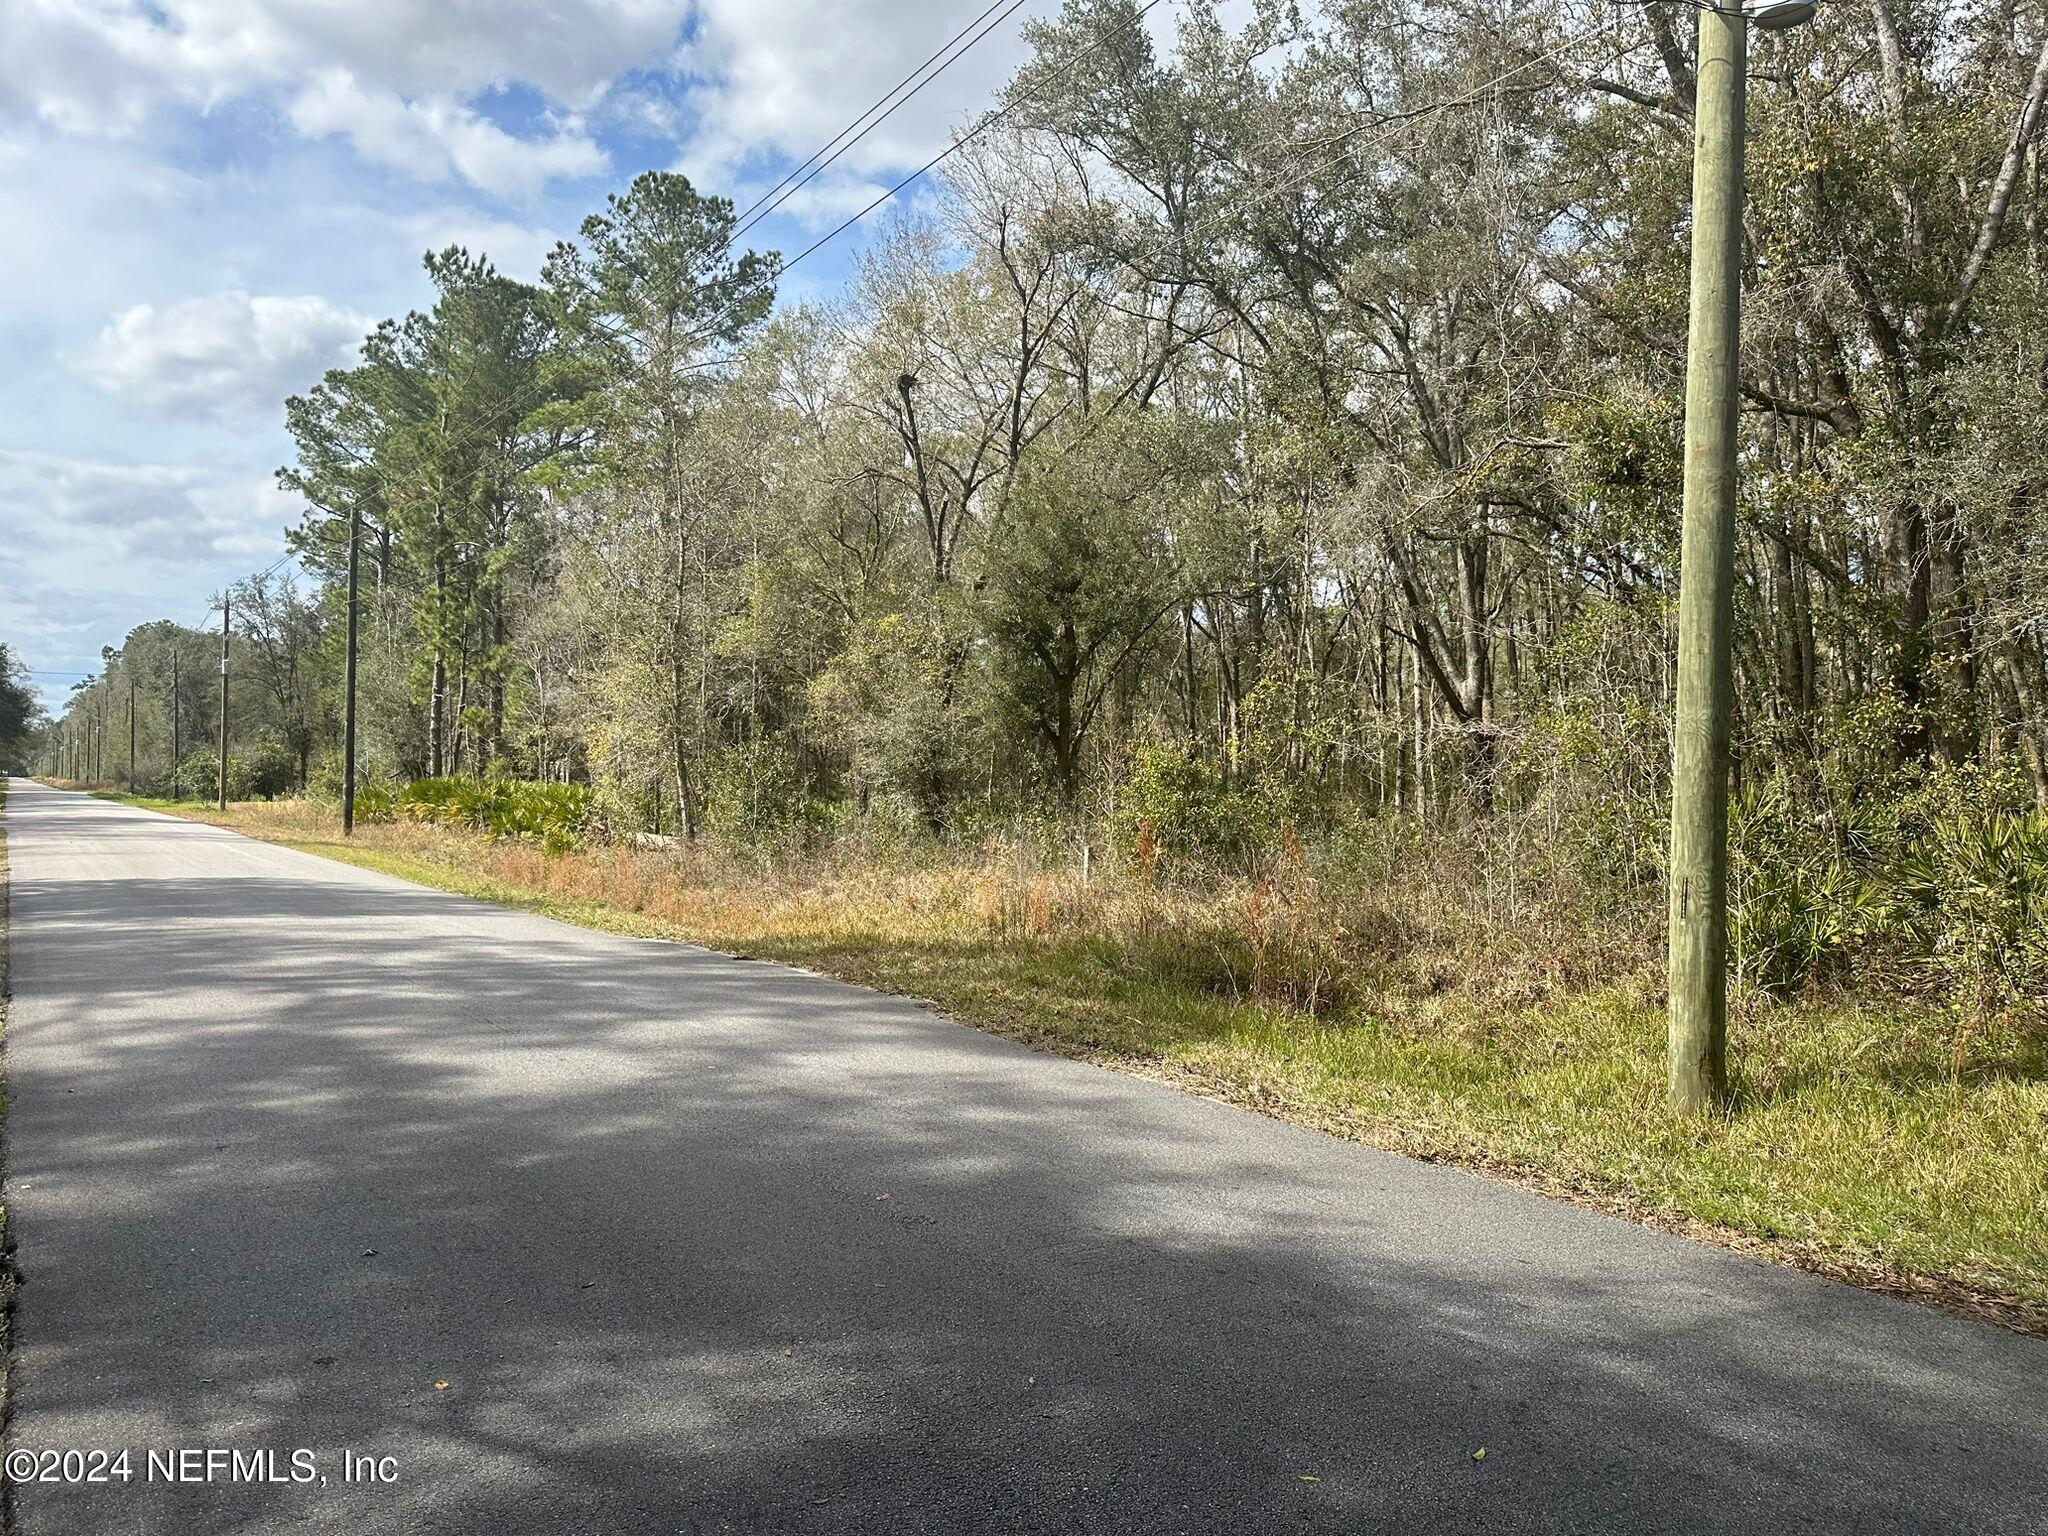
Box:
[47,0,2048,870]
[1,644,43,773]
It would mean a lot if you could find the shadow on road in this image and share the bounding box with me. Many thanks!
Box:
[5,789,2044,1534]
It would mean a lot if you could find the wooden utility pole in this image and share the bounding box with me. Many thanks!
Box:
[128,673,137,792]
[1667,4,1748,1114]
[171,649,182,799]
[218,594,231,811]
[342,505,361,835]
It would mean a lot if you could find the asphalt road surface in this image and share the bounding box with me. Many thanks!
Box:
[3,776,2043,1534]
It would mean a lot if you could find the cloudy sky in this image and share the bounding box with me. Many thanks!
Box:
[0,0,1055,710]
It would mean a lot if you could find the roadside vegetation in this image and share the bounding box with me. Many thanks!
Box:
[35,2,2048,1330]
[87,780,2048,1333]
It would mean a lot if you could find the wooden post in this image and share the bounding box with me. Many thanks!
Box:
[218,594,231,811]
[1667,4,1747,1114]
[343,506,361,835]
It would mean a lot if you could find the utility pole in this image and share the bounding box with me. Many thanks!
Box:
[1666,2,1746,1115]
[1666,0,1814,1114]
[218,594,231,811]
[128,673,137,792]
[342,503,362,836]
[171,649,182,799]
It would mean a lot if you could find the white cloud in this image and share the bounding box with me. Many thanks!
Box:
[287,69,607,200]
[0,0,682,193]
[680,0,1025,188]
[0,450,295,708]
[367,208,564,282]
[0,0,694,116]
[0,450,292,569]
[74,291,371,427]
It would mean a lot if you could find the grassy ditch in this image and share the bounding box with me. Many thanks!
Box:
[93,788,2048,1333]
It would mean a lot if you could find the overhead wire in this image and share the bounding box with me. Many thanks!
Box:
[182,0,1068,633]
[135,0,1653,668]
[727,0,1040,243]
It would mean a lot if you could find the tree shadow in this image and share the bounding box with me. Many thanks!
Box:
[4,783,2045,1534]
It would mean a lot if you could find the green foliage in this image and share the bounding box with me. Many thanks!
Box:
[1112,741,1285,870]
[171,750,223,800]
[980,417,1187,803]
[245,742,301,800]
[0,644,42,771]
[1891,810,2048,1031]
[352,782,397,823]
[394,777,594,853]
[1730,783,1887,995]
[1731,761,2048,1031]
[806,606,985,833]
[700,740,840,845]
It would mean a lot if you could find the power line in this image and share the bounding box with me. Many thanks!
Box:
[662,0,1174,361]
[729,0,1039,243]
[752,1,1167,283]
[127,0,1629,692]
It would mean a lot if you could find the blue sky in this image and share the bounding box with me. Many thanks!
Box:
[0,0,1053,711]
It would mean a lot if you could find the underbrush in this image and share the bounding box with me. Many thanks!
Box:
[1731,767,2048,1074]
[354,776,594,852]
[109,787,2047,1328]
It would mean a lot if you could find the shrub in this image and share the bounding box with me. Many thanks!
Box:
[246,741,300,800]
[700,741,840,845]
[171,750,224,800]
[158,743,296,801]
[1891,810,2048,1031]
[1111,741,1284,871]
[1729,761,2048,1031]
[1729,782,1887,995]
[393,777,593,853]
[352,782,397,823]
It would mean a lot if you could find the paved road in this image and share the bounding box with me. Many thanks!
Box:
[2,777,2043,1534]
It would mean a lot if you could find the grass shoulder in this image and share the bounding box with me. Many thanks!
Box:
[94,787,2048,1335]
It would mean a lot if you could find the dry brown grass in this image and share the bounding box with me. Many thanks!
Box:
[98,789,2048,1332]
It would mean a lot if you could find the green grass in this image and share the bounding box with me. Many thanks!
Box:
[91,788,2048,1332]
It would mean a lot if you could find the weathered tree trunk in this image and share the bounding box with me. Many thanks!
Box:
[673,735,697,841]
[430,649,446,778]
[1998,648,2048,807]
[487,592,505,776]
